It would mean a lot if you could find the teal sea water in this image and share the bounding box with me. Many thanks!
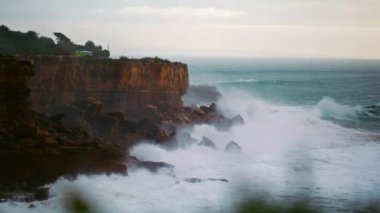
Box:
[186,57,380,131]
[1,57,380,212]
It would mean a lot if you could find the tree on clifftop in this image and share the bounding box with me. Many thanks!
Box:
[53,32,76,55]
[0,25,111,57]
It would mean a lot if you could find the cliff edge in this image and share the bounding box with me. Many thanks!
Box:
[27,56,189,122]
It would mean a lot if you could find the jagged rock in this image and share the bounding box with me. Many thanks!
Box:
[160,121,177,136]
[175,131,197,148]
[127,156,175,176]
[214,114,245,131]
[193,108,207,116]
[198,136,216,149]
[184,178,228,183]
[85,114,118,141]
[225,141,242,153]
[207,178,229,183]
[200,103,217,115]
[33,187,50,201]
[74,97,103,115]
[119,119,138,133]
[137,118,169,142]
[230,114,244,126]
[185,178,204,183]
[137,118,159,135]
[164,131,197,150]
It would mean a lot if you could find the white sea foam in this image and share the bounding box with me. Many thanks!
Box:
[316,96,359,121]
[1,91,380,213]
[194,78,258,85]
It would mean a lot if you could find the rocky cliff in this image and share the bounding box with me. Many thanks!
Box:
[27,56,189,121]
[0,56,126,201]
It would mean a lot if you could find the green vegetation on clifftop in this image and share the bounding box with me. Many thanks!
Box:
[0,25,110,57]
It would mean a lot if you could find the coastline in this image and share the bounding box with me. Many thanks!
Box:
[0,55,240,202]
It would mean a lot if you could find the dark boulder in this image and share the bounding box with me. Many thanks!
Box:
[184,178,228,183]
[85,114,118,141]
[198,136,216,149]
[160,121,177,136]
[214,114,244,131]
[137,118,159,135]
[225,141,242,153]
[230,114,244,126]
[200,103,217,115]
[137,118,169,142]
[119,119,138,133]
[127,156,175,176]
[73,97,103,115]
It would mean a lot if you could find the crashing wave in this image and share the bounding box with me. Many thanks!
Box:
[316,97,380,130]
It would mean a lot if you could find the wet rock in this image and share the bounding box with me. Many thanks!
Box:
[214,114,244,131]
[85,114,118,141]
[73,97,103,115]
[33,187,49,201]
[160,121,177,136]
[230,114,244,125]
[207,178,228,183]
[137,118,169,142]
[119,119,138,133]
[198,136,216,149]
[127,156,175,176]
[184,178,204,183]
[175,131,197,148]
[137,118,159,135]
[193,108,207,117]
[200,103,217,115]
[225,141,242,153]
[185,178,228,183]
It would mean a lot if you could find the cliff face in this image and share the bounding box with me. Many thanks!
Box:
[0,56,126,200]
[27,56,189,121]
[0,57,34,120]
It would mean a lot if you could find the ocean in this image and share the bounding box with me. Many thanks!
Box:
[1,57,380,212]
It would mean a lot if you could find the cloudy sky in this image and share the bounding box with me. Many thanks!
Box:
[1,0,380,59]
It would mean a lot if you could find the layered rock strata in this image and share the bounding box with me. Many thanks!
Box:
[27,56,189,122]
[0,56,126,201]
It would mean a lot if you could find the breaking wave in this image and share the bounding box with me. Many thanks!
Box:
[316,96,380,130]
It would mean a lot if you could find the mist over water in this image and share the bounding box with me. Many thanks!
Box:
[1,58,380,212]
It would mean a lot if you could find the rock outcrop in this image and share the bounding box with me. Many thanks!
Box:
[225,141,242,153]
[0,56,126,201]
[198,136,216,149]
